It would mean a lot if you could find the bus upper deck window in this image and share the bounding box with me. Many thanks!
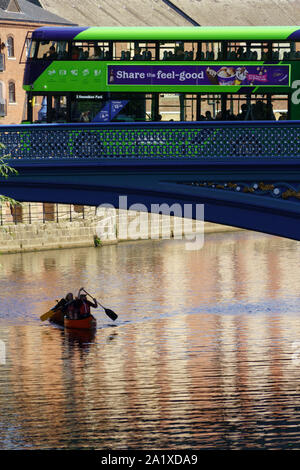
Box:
[280,42,300,60]
[227,42,269,61]
[36,41,50,59]
[34,40,68,60]
[159,42,198,61]
[70,41,110,60]
[132,42,156,61]
[56,41,68,60]
[28,40,38,59]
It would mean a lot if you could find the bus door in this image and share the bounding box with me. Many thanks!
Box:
[46,95,68,122]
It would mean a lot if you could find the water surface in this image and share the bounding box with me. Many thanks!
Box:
[1,232,300,449]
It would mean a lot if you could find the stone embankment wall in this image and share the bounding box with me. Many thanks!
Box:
[0,206,242,254]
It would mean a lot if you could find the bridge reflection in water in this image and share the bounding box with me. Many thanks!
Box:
[1,120,300,240]
[1,232,300,448]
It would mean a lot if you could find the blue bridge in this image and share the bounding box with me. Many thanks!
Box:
[1,120,300,240]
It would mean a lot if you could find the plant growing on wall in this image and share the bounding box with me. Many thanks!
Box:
[0,142,19,205]
[94,235,102,247]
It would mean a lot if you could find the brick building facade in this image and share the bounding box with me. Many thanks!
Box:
[0,1,76,226]
[0,0,74,124]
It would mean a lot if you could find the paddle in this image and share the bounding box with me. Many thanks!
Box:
[82,288,118,321]
[40,300,61,321]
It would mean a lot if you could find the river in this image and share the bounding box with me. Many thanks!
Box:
[1,230,300,450]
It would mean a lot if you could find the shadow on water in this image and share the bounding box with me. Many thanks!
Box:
[64,328,97,348]
[47,323,119,354]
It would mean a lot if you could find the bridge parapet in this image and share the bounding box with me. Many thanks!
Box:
[0,121,300,160]
[2,121,300,241]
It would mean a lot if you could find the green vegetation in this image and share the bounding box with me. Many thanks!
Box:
[94,235,102,247]
[0,142,19,206]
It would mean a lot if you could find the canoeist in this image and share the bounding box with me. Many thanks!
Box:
[54,294,70,311]
[49,292,75,325]
[65,292,73,303]
[77,289,98,318]
[63,292,78,320]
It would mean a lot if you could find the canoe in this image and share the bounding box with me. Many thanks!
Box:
[49,308,64,326]
[64,315,97,330]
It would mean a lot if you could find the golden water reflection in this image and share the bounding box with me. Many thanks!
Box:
[1,232,300,448]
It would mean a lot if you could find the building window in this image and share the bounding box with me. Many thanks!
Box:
[8,81,15,103]
[7,37,14,58]
[0,82,5,116]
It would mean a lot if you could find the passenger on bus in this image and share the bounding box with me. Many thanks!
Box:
[252,100,275,120]
[215,110,235,121]
[226,110,237,120]
[267,103,276,121]
[278,112,288,120]
[196,50,205,61]
[92,46,102,60]
[237,46,245,60]
[133,47,143,60]
[80,111,91,122]
[252,100,264,120]
[174,46,184,60]
[78,48,86,60]
[237,104,249,120]
[71,46,80,60]
[205,111,213,121]
[43,45,57,60]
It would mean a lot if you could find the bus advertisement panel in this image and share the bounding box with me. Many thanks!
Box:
[108,64,290,87]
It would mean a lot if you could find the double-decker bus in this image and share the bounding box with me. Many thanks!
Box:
[22,26,300,123]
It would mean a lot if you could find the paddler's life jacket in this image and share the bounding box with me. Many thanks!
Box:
[66,301,76,314]
[79,300,91,316]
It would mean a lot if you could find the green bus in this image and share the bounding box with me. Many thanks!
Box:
[22,26,300,123]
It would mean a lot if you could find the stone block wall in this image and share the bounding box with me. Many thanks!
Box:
[0,202,242,253]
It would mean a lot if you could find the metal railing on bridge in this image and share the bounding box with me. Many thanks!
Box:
[0,121,299,160]
[0,203,97,226]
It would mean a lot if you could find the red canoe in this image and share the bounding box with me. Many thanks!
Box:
[64,316,97,330]
[49,309,64,326]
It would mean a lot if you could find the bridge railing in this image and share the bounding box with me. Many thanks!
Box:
[0,120,300,160]
[0,203,96,226]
